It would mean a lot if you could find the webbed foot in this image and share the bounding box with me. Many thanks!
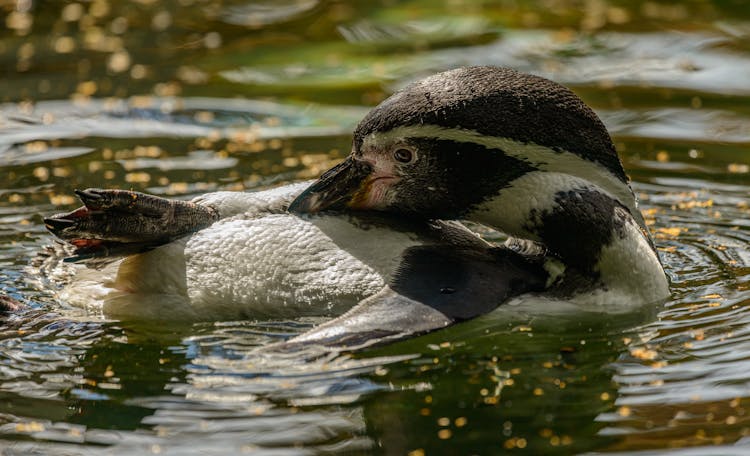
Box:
[44,189,220,261]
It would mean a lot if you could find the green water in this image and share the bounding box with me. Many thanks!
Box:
[1,0,749,454]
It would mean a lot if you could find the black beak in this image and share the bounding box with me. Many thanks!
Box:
[288,157,373,214]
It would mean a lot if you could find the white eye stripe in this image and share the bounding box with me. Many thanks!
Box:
[362,124,644,233]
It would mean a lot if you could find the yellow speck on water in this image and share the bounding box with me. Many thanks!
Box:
[728,163,750,174]
[606,6,630,24]
[269,138,283,149]
[49,194,76,205]
[76,80,98,96]
[151,10,172,31]
[61,3,84,22]
[437,429,452,440]
[25,141,48,153]
[437,417,450,427]
[630,347,658,360]
[53,167,72,178]
[419,408,430,416]
[125,172,151,183]
[33,166,49,181]
[108,50,131,73]
[618,406,632,417]
[654,227,685,239]
[656,150,670,162]
[408,449,425,456]
[16,421,45,433]
[177,65,208,85]
[600,392,611,401]
[283,157,300,167]
[131,64,148,79]
[193,110,215,124]
[6,11,33,35]
[154,81,182,97]
[675,199,713,210]
[54,36,76,54]
[533,388,544,396]
[104,365,114,377]
[504,437,527,449]
[455,417,467,427]
[264,116,281,127]
[131,145,163,158]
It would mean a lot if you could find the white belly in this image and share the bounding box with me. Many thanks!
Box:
[56,186,423,321]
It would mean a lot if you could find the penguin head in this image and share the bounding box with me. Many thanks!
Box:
[289,66,631,224]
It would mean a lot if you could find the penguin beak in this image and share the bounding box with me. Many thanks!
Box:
[288,157,374,214]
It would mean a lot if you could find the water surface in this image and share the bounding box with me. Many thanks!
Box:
[1,0,749,454]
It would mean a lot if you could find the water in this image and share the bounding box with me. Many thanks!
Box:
[1,0,749,454]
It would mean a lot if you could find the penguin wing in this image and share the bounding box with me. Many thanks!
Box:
[273,245,547,351]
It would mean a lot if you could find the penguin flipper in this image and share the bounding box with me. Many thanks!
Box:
[270,245,547,351]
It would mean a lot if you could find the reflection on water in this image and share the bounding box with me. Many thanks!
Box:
[1,0,749,454]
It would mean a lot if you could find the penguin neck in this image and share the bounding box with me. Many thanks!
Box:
[467,172,669,301]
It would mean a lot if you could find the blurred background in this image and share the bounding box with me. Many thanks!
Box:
[1,0,749,454]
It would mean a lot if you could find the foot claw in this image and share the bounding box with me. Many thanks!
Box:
[74,188,110,210]
[43,217,76,232]
[74,188,103,201]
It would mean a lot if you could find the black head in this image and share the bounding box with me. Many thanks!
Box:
[289,66,628,220]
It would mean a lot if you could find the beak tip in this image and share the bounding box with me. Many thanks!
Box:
[288,193,320,214]
[288,157,371,214]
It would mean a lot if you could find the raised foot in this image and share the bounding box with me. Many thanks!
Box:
[44,188,220,259]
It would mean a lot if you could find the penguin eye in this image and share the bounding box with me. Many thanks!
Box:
[393,148,415,164]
